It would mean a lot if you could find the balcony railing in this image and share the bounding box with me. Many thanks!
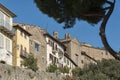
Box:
[52,49,58,54]
[20,51,29,58]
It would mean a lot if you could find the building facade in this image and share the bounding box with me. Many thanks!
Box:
[0,3,16,65]
[61,34,114,68]
[13,22,114,71]
[12,24,31,66]
[44,32,66,67]
[44,32,77,73]
[13,23,47,71]
[0,3,115,73]
[80,43,114,65]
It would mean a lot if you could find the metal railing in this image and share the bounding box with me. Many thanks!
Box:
[20,51,29,58]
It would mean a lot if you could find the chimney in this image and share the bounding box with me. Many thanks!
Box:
[53,31,58,39]
[65,33,70,40]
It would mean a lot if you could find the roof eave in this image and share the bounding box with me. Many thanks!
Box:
[0,3,16,17]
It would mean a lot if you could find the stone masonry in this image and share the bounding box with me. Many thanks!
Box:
[0,63,63,80]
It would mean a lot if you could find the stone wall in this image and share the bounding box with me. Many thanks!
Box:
[0,63,63,80]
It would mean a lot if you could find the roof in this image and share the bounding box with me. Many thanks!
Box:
[0,3,16,17]
[64,53,78,67]
[60,39,71,43]
[13,25,32,36]
[44,33,66,49]
[81,51,97,63]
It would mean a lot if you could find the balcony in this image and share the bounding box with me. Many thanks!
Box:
[0,19,14,37]
[20,51,29,58]
[58,49,64,59]
[52,49,58,54]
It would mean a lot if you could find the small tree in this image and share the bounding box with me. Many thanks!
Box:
[46,63,58,73]
[23,55,38,72]
[59,66,70,74]
[72,67,81,77]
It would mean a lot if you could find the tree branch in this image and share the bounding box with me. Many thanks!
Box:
[99,0,120,60]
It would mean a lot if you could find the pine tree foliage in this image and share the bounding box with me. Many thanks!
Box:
[34,0,107,28]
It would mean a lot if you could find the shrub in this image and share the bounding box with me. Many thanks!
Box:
[22,55,38,72]
[63,75,77,80]
[7,69,11,75]
[46,64,58,73]
[59,66,69,74]
[70,59,120,80]
[0,75,2,78]
[28,72,35,79]
[72,67,81,77]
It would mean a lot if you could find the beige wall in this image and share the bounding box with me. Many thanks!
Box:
[70,39,84,68]
[24,25,47,71]
[80,45,114,61]
[62,38,114,68]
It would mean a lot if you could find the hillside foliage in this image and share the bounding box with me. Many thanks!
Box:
[64,59,120,80]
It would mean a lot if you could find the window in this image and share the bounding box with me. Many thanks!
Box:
[24,34,27,39]
[81,60,84,64]
[5,15,11,30]
[20,45,23,53]
[64,57,66,63]
[42,56,44,64]
[55,44,57,50]
[0,35,4,48]
[30,40,32,45]
[48,40,50,44]
[52,42,54,50]
[24,47,26,53]
[0,12,4,26]
[67,59,69,65]
[21,31,23,36]
[75,54,78,65]
[0,12,11,30]
[6,39,10,51]
[49,54,53,61]
[106,52,108,55]
[35,43,39,52]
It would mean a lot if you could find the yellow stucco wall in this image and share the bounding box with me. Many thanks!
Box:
[13,28,30,66]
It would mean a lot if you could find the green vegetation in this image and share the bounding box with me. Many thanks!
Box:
[46,64,58,73]
[62,75,76,80]
[7,69,11,75]
[22,55,38,72]
[34,0,106,28]
[28,72,35,79]
[34,0,120,60]
[59,66,69,74]
[64,59,120,80]
[46,64,70,74]
[72,67,81,77]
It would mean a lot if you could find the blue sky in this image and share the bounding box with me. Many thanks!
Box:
[1,0,120,51]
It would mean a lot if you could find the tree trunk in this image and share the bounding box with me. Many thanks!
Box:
[99,0,120,60]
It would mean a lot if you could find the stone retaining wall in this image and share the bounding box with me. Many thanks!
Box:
[0,63,63,80]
